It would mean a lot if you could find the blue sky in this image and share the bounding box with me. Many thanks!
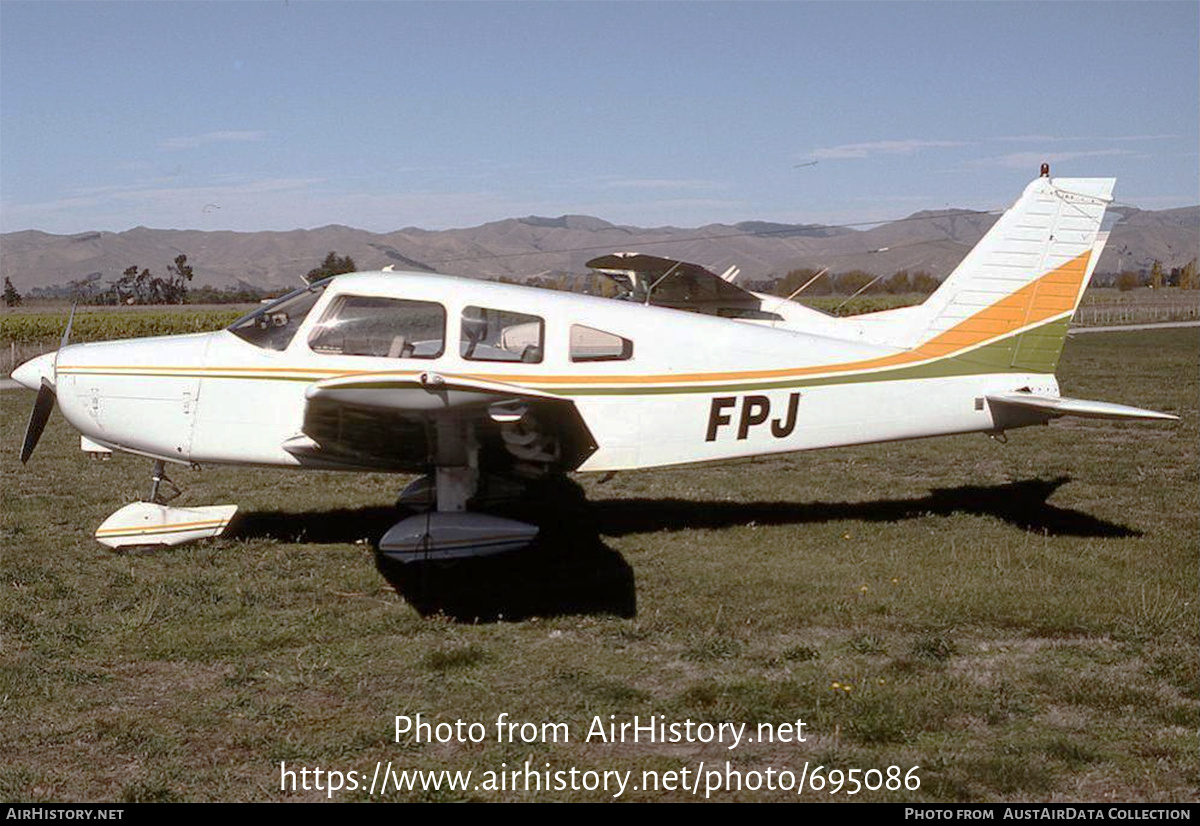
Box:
[2,1,1197,234]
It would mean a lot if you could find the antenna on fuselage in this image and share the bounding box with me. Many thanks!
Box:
[833,273,885,313]
[769,266,830,317]
[784,267,829,301]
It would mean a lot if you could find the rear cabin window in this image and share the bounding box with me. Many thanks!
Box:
[570,325,633,362]
[461,307,544,363]
[308,296,446,359]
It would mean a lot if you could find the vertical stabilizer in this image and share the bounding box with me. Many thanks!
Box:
[869,174,1115,373]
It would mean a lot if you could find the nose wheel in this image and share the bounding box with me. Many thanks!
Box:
[91,459,238,549]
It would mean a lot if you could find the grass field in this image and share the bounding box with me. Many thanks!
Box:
[1,329,1195,802]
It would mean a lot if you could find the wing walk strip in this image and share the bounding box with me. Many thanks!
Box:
[57,252,1089,397]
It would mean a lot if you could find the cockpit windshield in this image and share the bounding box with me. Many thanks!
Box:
[228,280,329,350]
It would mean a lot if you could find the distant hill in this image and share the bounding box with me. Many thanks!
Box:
[2,204,1195,294]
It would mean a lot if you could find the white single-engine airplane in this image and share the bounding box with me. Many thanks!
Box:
[14,168,1177,562]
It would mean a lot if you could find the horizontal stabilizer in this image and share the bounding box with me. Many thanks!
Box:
[986,393,1178,421]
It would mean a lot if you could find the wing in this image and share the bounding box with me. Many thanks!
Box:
[283,371,598,476]
[586,252,779,319]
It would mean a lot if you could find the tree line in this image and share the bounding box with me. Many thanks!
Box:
[15,251,358,306]
[6,252,1196,308]
[1109,259,1198,291]
[765,268,942,297]
[30,255,202,305]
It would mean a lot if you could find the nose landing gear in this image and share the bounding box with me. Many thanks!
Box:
[93,459,238,549]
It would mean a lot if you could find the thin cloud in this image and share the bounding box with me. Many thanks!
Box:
[810,139,971,160]
[2,177,323,230]
[599,178,718,191]
[995,134,1179,143]
[967,149,1136,170]
[158,130,269,151]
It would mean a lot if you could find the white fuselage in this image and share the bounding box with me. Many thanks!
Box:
[40,272,1055,473]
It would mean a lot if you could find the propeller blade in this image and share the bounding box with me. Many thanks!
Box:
[18,305,72,463]
[60,303,77,350]
[20,380,56,464]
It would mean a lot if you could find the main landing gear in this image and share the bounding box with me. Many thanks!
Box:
[377,419,540,563]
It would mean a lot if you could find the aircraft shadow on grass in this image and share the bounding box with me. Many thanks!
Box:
[232,480,636,623]
[592,475,1141,540]
[229,475,1136,622]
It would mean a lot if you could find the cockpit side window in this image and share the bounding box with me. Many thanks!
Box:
[308,295,446,359]
[228,281,328,351]
[461,306,544,363]
[570,325,633,362]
